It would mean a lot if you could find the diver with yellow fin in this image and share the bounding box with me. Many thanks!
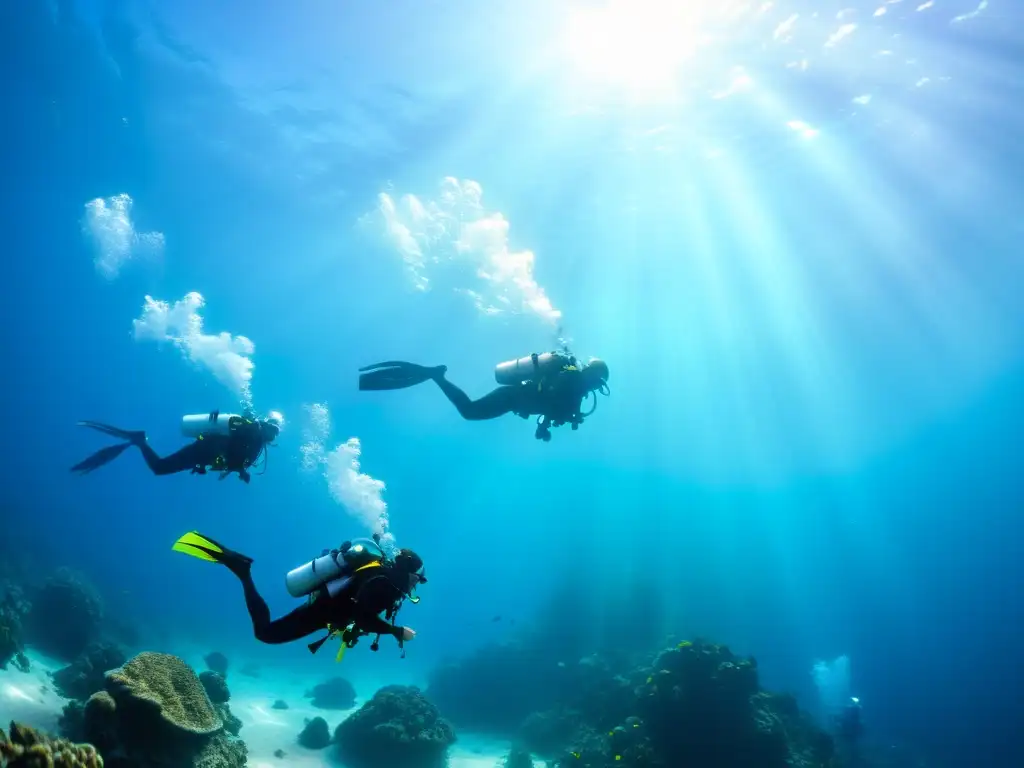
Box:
[358,351,610,441]
[172,531,424,658]
[70,410,283,483]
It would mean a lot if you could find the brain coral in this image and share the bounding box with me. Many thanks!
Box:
[105,652,222,735]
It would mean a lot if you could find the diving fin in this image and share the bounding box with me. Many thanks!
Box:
[308,633,332,655]
[70,442,133,474]
[358,362,447,391]
[77,421,146,444]
[172,531,253,577]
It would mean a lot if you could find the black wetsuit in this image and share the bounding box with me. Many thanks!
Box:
[236,565,406,645]
[434,365,588,436]
[140,425,264,481]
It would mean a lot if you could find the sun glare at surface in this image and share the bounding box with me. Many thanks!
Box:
[563,1,716,101]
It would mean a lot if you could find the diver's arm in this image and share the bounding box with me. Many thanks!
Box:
[351,608,403,639]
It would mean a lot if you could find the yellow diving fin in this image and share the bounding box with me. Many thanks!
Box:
[172,531,225,563]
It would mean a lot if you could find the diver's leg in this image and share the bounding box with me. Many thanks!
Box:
[238,575,327,643]
[433,377,520,420]
[135,440,208,476]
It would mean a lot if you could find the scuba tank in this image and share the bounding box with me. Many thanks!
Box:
[494,352,569,386]
[284,537,385,598]
[181,412,242,439]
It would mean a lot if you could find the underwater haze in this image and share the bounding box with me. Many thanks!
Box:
[1,1,1023,767]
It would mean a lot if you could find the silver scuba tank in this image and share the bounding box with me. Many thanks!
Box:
[494,352,564,386]
[283,538,387,599]
[284,552,346,598]
[181,413,241,439]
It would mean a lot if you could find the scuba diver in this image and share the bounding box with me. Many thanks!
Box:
[70,410,284,484]
[172,531,424,658]
[358,351,610,441]
[833,697,865,765]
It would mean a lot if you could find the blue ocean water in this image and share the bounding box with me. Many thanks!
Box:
[1,0,1022,766]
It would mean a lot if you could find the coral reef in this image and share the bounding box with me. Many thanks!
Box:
[218,706,242,739]
[105,653,223,735]
[0,722,102,768]
[196,669,241,736]
[334,686,456,768]
[0,616,22,671]
[518,710,586,756]
[630,641,819,768]
[81,693,117,754]
[297,718,331,750]
[198,673,230,705]
[53,644,127,701]
[203,653,229,678]
[24,570,103,661]
[428,642,635,736]
[427,641,562,732]
[0,585,27,670]
[62,652,246,768]
[0,585,31,619]
[432,639,835,768]
[503,745,535,768]
[304,677,356,710]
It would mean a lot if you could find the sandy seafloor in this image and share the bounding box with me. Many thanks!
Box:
[0,650,517,768]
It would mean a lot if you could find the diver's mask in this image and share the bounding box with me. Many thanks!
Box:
[401,564,427,603]
[260,410,285,444]
[582,359,610,397]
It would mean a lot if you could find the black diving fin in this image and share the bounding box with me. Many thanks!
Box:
[357,362,447,391]
[70,442,133,474]
[77,421,146,444]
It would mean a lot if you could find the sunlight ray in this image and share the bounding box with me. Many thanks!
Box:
[705,147,860,471]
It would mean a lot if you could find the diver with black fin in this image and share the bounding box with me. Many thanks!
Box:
[358,351,609,441]
[71,409,284,483]
[171,531,423,657]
